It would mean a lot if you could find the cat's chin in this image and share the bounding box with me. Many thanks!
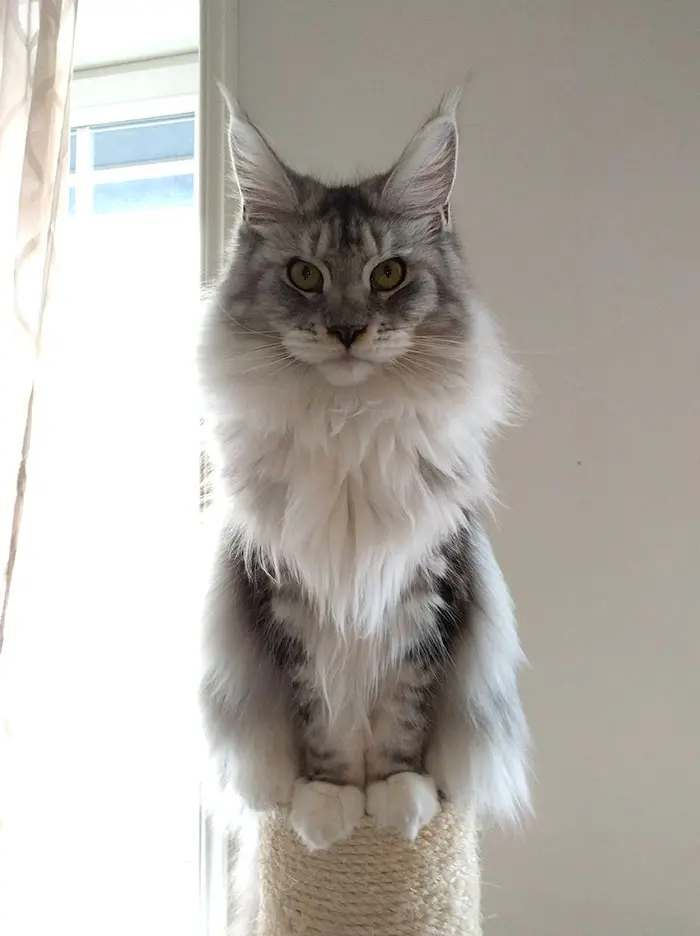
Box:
[317,358,377,387]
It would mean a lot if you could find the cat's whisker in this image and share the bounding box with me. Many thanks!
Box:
[412,336,467,346]
[406,342,467,359]
[413,350,467,363]
[237,356,295,375]
[399,362,444,382]
[404,348,452,364]
[227,343,286,356]
[263,359,300,380]
[387,358,426,384]
[213,301,280,339]
[401,351,461,378]
[417,335,568,359]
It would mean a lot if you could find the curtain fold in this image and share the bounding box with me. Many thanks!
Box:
[0,0,77,649]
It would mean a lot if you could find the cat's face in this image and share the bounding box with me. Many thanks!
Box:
[218,91,470,389]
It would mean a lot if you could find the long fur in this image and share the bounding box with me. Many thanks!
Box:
[198,91,531,932]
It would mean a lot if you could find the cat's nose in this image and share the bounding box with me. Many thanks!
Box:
[327,324,367,350]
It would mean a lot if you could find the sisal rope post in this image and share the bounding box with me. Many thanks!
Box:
[256,806,481,936]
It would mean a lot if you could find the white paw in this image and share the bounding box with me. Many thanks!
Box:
[290,779,365,851]
[366,772,440,840]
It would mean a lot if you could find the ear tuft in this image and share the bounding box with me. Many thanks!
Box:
[381,88,461,223]
[219,86,299,223]
[436,83,465,120]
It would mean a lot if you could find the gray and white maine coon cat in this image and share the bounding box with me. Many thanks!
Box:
[198,89,530,926]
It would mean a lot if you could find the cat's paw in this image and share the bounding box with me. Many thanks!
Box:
[290,779,365,851]
[366,772,440,840]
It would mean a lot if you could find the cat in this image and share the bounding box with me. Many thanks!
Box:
[198,88,530,928]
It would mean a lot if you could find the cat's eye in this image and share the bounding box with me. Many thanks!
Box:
[370,257,406,292]
[287,258,324,293]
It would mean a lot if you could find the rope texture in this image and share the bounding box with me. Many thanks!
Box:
[257,806,481,936]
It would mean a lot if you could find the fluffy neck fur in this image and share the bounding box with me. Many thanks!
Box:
[202,293,513,633]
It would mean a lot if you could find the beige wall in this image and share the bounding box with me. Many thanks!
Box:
[236,2,700,933]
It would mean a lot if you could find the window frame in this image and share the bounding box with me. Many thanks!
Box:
[196,1,240,933]
[70,55,198,221]
[68,49,210,936]
[71,53,199,123]
[71,9,241,931]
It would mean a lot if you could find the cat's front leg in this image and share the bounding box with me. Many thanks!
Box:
[290,700,365,850]
[200,539,299,813]
[365,664,440,840]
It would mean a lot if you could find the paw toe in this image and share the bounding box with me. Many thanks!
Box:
[290,779,364,850]
[366,772,439,840]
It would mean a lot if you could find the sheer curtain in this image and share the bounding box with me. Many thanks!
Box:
[0,0,77,925]
[0,0,77,917]
[0,5,202,935]
[0,0,77,641]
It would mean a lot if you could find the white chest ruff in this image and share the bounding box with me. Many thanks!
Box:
[235,403,472,632]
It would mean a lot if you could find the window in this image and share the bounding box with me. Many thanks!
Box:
[68,112,196,216]
[0,59,202,936]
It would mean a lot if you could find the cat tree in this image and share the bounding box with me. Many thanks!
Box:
[255,807,481,936]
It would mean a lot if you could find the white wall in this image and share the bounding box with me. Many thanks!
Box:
[235,2,700,933]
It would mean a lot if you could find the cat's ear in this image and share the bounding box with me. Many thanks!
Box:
[220,86,299,223]
[381,87,461,226]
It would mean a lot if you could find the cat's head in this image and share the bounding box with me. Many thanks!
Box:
[213,90,476,391]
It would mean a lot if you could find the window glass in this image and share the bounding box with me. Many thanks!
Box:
[90,114,195,169]
[69,129,77,173]
[93,174,194,213]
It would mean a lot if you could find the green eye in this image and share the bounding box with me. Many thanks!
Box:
[370,257,406,291]
[287,258,324,293]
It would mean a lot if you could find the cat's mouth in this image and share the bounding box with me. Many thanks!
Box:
[317,355,378,387]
